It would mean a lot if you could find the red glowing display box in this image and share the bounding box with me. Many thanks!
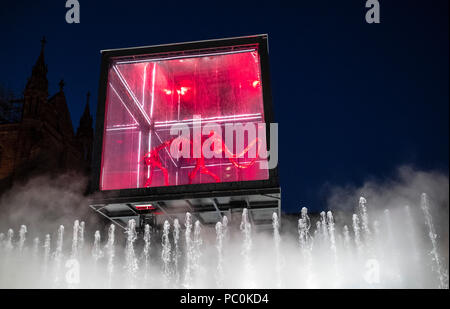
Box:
[90,35,279,203]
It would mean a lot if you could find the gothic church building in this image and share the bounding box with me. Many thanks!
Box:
[0,38,93,191]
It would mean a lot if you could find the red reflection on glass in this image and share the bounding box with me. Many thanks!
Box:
[135,204,156,211]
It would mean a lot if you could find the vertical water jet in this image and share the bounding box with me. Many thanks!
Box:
[161,220,172,284]
[105,224,115,287]
[92,230,103,262]
[71,220,79,258]
[142,224,151,282]
[215,221,224,288]
[173,218,181,285]
[420,193,448,289]
[183,212,193,288]
[18,225,27,254]
[272,212,282,288]
[124,219,138,287]
[240,209,254,287]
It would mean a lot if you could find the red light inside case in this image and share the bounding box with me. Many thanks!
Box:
[100,46,269,191]
[135,204,156,211]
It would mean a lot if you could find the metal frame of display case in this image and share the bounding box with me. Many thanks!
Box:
[90,34,280,230]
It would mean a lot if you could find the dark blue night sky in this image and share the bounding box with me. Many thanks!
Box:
[1,0,448,213]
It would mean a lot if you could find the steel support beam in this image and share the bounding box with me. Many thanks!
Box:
[89,205,127,230]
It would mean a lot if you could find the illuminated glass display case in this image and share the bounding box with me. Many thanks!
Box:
[91,35,279,221]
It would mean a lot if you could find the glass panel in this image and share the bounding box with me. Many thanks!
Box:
[100,45,269,191]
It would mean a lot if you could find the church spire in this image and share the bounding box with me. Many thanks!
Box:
[76,91,94,164]
[23,36,49,119]
[82,92,91,117]
[24,36,48,97]
[59,79,65,92]
[77,92,93,137]
[40,36,47,52]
